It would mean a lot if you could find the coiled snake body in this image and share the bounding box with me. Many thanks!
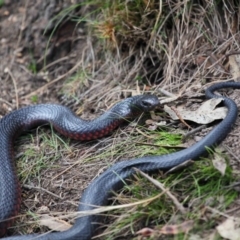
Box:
[1,82,240,239]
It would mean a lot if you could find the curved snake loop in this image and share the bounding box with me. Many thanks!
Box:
[1,81,240,239]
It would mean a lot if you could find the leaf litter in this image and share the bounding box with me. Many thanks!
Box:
[164,98,227,124]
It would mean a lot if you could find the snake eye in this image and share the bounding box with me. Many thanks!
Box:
[140,96,159,111]
[142,100,153,108]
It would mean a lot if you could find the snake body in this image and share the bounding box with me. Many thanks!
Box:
[1,82,240,239]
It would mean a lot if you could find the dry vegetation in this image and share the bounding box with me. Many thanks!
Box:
[82,0,240,92]
[1,0,240,239]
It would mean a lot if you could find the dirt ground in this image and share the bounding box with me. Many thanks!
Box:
[1,0,240,239]
[0,0,102,236]
[0,0,87,107]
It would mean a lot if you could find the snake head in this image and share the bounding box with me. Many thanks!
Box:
[130,94,160,112]
[110,94,160,120]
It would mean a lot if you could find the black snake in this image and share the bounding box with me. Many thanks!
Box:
[1,82,240,239]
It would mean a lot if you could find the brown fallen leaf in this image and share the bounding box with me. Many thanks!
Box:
[136,221,194,237]
[159,220,194,234]
[212,151,227,176]
[216,218,240,240]
[229,55,240,80]
[164,98,227,124]
[39,214,72,232]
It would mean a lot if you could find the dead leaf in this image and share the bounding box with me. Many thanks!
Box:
[159,220,194,235]
[39,214,72,232]
[217,218,240,240]
[136,227,155,237]
[166,160,194,174]
[149,111,162,121]
[36,206,50,213]
[164,98,227,124]
[188,234,203,240]
[212,151,227,176]
[229,55,240,80]
[136,221,194,237]
[146,119,167,130]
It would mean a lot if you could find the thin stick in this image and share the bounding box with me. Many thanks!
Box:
[23,184,63,200]
[170,106,192,129]
[134,168,186,214]
[6,68,19,109]
[23,59,83,99]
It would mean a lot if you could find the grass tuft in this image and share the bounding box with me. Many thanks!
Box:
[100,154,236,239]
[16,127,71,183]
[9,0,240,238]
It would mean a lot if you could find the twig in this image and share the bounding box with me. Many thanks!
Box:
[51,142,103,181]
[23,184,63,200]
[222,143,240,163]
[134,141,186,149]
[205,206,237,219]
[158,88,176,98]
[134,168,186,214]
[165,160,194,174]
[23,59,83,99]
[8,0,29,69]
[170,106,192,129]
[135,128,156,139]
[5,68,19,109]
[182,124,206,141]
[0,98,13,108]
[38,56,70,72]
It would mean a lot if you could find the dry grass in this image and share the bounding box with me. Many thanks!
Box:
[71,0,240,239]
[2,0,240,239]
[78,0,240,93]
